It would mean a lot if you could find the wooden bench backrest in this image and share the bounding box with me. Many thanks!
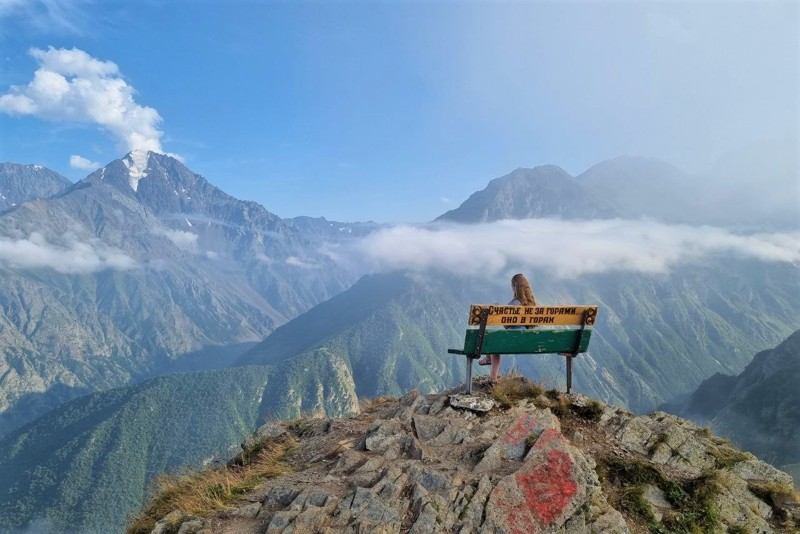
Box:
[468,304,598,327]
[458,304,598,355]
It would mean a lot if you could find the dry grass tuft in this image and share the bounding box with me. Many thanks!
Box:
[360,396,396,413]
[710,444,751,469]
[747,479,800,523]
[127,435,297,534]
[571,399,604,422]
[489,372,545,409]
[541,389,570,417]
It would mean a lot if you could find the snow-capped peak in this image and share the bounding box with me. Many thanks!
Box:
[123,149,151,192]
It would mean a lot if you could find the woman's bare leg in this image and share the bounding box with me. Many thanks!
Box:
[490,354,501,381]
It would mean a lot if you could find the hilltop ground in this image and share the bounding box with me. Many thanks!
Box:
[130,375,799,534]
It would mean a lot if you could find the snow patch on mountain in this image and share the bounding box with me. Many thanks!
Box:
[123,149,150,191]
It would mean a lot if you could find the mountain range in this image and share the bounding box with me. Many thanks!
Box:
[438,139,798,229]
[0,151,357,436]
[0,144,797,532]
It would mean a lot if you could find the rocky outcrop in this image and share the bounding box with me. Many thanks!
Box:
[136,381,798,534]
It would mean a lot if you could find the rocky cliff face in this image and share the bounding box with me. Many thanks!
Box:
[681,330,800,471]
[132,378,798,534]
[0,162,72,210]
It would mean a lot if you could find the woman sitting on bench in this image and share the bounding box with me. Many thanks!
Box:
[478,272,536,382]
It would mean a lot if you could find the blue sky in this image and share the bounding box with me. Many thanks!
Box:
[0,0,797,223]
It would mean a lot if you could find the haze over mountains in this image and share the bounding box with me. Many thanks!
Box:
[0,143,797,532]
[438,138,799,229]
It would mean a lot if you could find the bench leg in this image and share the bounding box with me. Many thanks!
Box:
[566,354,573,394]
[465,356,473,394]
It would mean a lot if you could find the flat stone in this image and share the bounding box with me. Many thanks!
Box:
[288,507,334,532]
[331,449,366,474]
[642,484,671,521]
[413,414,447,440]
[151,510,185,534]
[732,458,794,486]
[261,483,300,509]
[409,466,452,494]
[176,519,204,534]
[428,396,449,415]
[430,422,472,446]
[264,510,299,533]
[231,502,262,518]
[449,394,495,413]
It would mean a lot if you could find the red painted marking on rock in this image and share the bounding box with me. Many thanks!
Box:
[531,426,561,449]
[496,428,578,533]
[501,414,539,446]
[515,448,578,525]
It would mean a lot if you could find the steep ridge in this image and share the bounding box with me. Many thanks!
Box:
[0,361,359,534]
[680,330,800,472]
[238,264,800,415]
[131,379,799,534]
[237,272,477,403]
[0,152,356,436]
[0,163,72,210]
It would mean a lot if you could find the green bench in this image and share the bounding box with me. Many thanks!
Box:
[448,304,599,394]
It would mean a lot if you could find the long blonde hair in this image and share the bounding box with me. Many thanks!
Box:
[512,273,536,306]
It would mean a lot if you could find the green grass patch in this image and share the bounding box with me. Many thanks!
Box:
[597,457,722,534]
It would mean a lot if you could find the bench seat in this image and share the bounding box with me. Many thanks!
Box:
[448,328,593,356]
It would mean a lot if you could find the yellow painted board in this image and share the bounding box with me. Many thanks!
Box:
[467,304,598,327]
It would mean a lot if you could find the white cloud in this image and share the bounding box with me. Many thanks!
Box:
[285,256,316,269]
[345,219,800,279]
[0,232,137,274]
[153,228,199,252]
[0,46,164,153]
[69,154,99,170]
